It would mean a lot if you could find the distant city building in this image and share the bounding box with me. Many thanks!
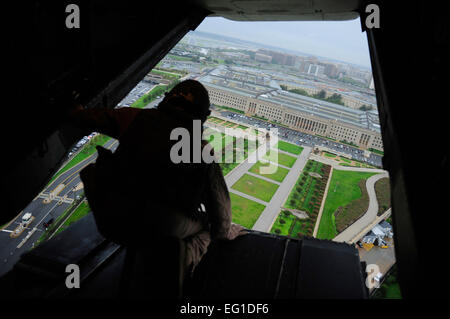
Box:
[324,63,338,78]
[307,64,325,77]
[257,49,295,66]
[255,53,272,63]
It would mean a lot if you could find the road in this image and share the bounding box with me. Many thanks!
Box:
[252,145,312,232]
[0,138,118,277]
[215,108,383,168]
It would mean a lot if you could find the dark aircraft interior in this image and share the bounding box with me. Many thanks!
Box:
[0,0,448,300]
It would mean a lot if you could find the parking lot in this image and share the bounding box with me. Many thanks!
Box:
[214,108,383,167]
[117,81,157,107]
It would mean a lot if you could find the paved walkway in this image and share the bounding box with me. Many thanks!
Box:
[252,146,312,232]
[228,189,268,206]
[313,166,333,237]
[344,208,392,244]
[258,158,290,170]
[246,171,282,185]
[333,172,389,243]
[309,154,385,173]
[224,137,272,188]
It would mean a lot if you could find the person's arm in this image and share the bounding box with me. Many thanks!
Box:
[67,105,142,139]
[206,161,248,240]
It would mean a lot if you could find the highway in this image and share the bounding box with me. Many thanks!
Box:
[0,95,167,277]
[0,138,118,277]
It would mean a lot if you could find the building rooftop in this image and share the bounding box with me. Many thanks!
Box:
[199,68,381,133]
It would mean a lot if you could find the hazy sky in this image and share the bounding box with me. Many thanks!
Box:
[196,17,371,68]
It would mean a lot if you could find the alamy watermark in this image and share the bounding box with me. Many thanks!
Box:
[65,263,80,289]
[365,4,380,29]
[170,120,279,175]
[65,4,80,29]
[365,263,381,289]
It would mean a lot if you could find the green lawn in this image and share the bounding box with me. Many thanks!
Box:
[237,125,248,130]
[316,170,377,240]
[205,129,227,154]
[263,150,297,168]
[231,174,279,202]
[130,85,167,109]
[324,152,337,158]
[230,193,266,229]
[167,54,192,61]
[369,148,384,156]
[276,140,303,155]
[249,161,289,183]
[217,136,259,176]
[150,69,181,80]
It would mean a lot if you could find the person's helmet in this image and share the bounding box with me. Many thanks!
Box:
[162,80,211,122]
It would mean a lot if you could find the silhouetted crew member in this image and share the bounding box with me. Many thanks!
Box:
[67,80,246,297]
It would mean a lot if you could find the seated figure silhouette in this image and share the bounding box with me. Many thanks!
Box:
[67,79,247,298]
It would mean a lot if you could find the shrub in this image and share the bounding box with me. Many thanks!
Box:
[280,219,286,225]
[274,229,281,234]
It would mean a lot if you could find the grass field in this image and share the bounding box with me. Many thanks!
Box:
[205,129,227,154]
[276,140,303,155]
[232,174,279,202]
[130,85,167,109]
[316,170,377,240]
[263,150,297,168]
[230,193,266,229]
[150,69,181,80]
[249,161,289,183]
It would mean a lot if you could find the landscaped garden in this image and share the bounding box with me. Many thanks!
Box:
[231,173,279,202]
[230,193,266,229]
[270,210,315,238]
[321,150,377,168]
[316,170,377,240]
[375,177,391,215]
[273,160,331,237]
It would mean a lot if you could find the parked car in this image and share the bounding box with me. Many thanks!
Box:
[43,218,54,229]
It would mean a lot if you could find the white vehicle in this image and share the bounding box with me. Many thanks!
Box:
[22,213,32,223]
